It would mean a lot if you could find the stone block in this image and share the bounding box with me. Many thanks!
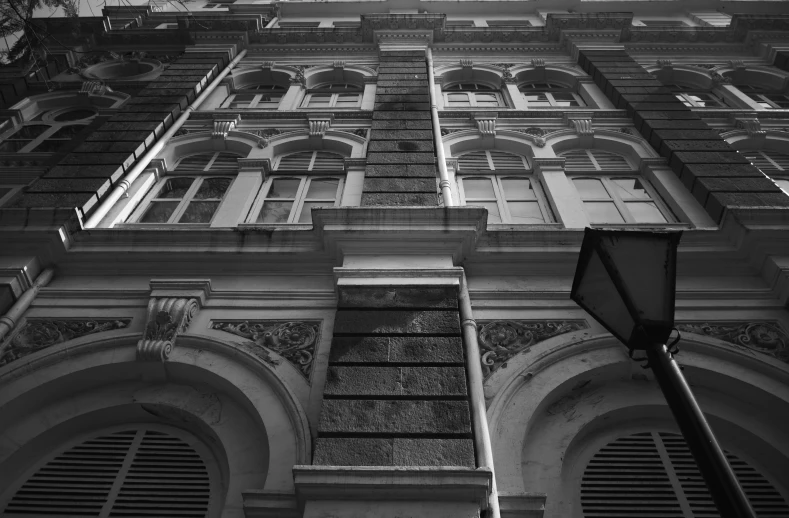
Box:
[377,87,429,95]
[363,178,436,193]
[619,94,678,103]
[59,153,133,167]
[361,193,438,206]
[370,130,434,141]
[365,164,437,178]
[706,192,789,222]
[318,400,471,434]
[652,129,723,141]
[377,69,428,76]
[633,111,701,124]
[324,366,467,396]
[334,310,461,335]
[659,140,731,158]
[330,336,464,364]
[313,438,393,466]
[8,192,97,212]
[44,164,125,181]
[338,286,458,309]
[393,439,475,467]
[368,141,434,153]
[27,178,110,196]
[678,163,765,190]
[375,94,430,103]
[374,102,431,111]
[378,73,428,80]
[639,119,711,141]
[376,80,429,88]
[608,80,665,88]
[372,112,432,120]
[367,153,436,165]
[670,152,749,178]
[627,102,690,112]
[86,130,154,143]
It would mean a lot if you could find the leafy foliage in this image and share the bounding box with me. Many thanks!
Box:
[1,0,79,68]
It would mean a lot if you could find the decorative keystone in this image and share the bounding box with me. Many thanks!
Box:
[460,58,473,68]
[136,279,211,362]
[261,61,275,69]
[476,119,496,136]
[308,114,333,136]
[80,81,112,96]
[571,119,594,136]
[656,59,672,68]
[734,117,765,137]
[212,118,237,139]
[531,58,545,68]
[333,60,346,69]
[729,59,746,70]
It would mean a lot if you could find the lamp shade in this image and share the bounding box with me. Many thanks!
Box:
[570,228,682,350]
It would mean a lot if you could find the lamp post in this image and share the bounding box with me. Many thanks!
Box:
[570,228,756,518]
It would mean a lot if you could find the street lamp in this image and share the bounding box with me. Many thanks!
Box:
[570,228,756,518]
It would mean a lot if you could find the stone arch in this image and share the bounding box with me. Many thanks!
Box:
[512,64,587,88]
[230,65,295,89]
[82,58,164,82]
[486,332,789,517]
[646,64,718,89]
[249,130,367,161]
[434,64,504,89]
[720,65,789,91]
[11,90,129,120]
[303,64,376,89]
[443,130,546,160]
[0,332,311,516]
[725,130,789,151]
[546,129,659,164]
[160,132,261,169]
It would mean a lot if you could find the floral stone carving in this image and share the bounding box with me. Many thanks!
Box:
[1,319,131,367]
[478,320,588,379]
[211,320,320,380]
[676,322,789,363]
[137,298,199,362]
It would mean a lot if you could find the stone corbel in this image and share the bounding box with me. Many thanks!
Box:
[473,113,497,136]
[136,279,211,362]
[445,158,459,173]
[531,58,546,69]
[308,114,333,137]
[656,59,672,69]
[460,58,473,80]
[238,158,272,180]
[566,114,594,147]
[80,80,112,96]
[212,116,239,140]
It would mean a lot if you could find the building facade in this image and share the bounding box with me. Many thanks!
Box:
[1,1,789,517]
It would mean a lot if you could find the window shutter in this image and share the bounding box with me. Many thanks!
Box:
[278,151,315,171]
[489,151,529,171]
[458,151,528,172]
[590,150,631,171]
[277,151,345,171]
[744,151,789,174]
[4,428,212,518]
[175,152,240,174]
[581,431,789,518]
[559,149,631,172]
[459,151,492,171]
[311,151,345,171]
[560,150,596,171]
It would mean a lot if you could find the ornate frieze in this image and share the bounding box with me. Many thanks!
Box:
[477,320,589,379]
[211,320,320,380]
[676,322,789,363]
[1,319,131,367]
[137,298,200,361]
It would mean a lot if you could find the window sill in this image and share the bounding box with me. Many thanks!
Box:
[589,222,691,229]
[486,223,563,230]
[238,223,314,231]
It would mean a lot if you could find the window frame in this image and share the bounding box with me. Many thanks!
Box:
[220,85,287,109]
[518,82,586,108]
[443,83,505,108]
[246,174,344,225]
[0,186,21,207]
[570,174,675,225]
[735,85,789,109]
[301,83,363,109]
[457,174,554,225]
[0,107,97,153]
[673,91,728,108]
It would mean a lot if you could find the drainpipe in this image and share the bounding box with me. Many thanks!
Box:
[426,47,454,207]
[459,271,501,518]
[0,268,55,354]
[84,49,248,228]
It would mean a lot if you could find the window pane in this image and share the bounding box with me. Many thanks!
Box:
[573,178,609,199]
[49,124,87,139]
[475,93,499,106]
[53,109,96,122]
[179,201,220,223]
[765,94,789,109]
[268,178,301,198]
[500,178,536,200]
[298,201,332,223]
[335,94,360,106]
[523,93,550,106]
[0,140,32,152]
[257,201,294,223]
[306,178,339,199]
[463,177,495,199]
[686,93,725,108]
[140,201,179,223]
[552,93,583,107]
[307,94,331,106]
[31,140,68,152]
[476,201,501,223]
[584,201,625,223]
[676,94,693,107]
[626,202,668,223]
[229,93,256,108]
[447,93,470,106]
[157,178,194,199]
[194,178,231,199]
[508,201,545,224]
[10,125,50,139]
[611,178,651,199]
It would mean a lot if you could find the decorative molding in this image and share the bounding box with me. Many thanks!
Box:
[290,65,307,85]
[478,320,589,379]
[474,113,497,136]
[531,58,545,69]
[211,320,320,380]
[733,117,765,137]
[237,158,272,174]
[572,119,594,136]
[212,118,237,140]
[308,115,333,137]
[677,321,788,363]
[656,59,672,69]
[1,319,131,367]
[79,80,112,96]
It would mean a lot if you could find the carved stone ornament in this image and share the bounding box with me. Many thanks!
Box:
[137,298,200,362]
[309,117,332,136]
[211,320,320,380]
[476,118,496,136]
[478,320,589,379]
[735,118,765,137]
[531,58,545,68]
[290,66,307,85]
[676,322,789,363]
[572,119,594,136]
[212,119,236,140]
[79,80,112,96]
[1,319,131,367]
[656,59,672,68]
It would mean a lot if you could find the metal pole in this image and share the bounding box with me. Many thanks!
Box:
[425,47,454,207]
[645,342,756,518]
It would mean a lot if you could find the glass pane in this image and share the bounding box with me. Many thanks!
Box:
[307,94,331,106]
[10,125,50,139]
[573,178,609,199]
[475,93,499,106]
[335,94,360,106]
[478,201,501,223]
[611,178,651,199]
[194,178,231,199]
[552,93,583,107]
[140,201,179,223]
[500,178,536,200]
[508,201,545,224]
[463,177,495,199]
[447,93,470,106]
[626,202,668,223]
[0,140,32,152]
[157,178,194,199]
[268,178,301,198]
[676,95,694,108]
[686,93,725,108]
[257,201,294,223]
[53,109,95,121]
[298,201,332,223]
[229,93,256,108]
[30,140,68,152]
[584,201,625,224]
[306,178,339,199]
[179,201,219,223]
[49,125,87,139]
[523,93,550,106]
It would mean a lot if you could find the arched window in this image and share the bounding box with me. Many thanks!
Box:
[220,84,287,109]
[669,82,728,108]
[0,106,97,153]
[1,425,217,517]
[246,150,345,224]
[443,83,504,108]
[581,431,789,517]
[302,83,363,108]
[519,81,586,107]
[456,150,552,224]
[127,151,240,224]
[743,150,789,194]
[558,149,673,224]
[723,71,789,110]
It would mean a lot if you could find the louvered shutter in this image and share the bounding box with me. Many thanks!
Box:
[458,151,529,172]
[277,151,314,171]
[311,151,345,171]
[4,428,212,518]
[559,149,632,172]
[489,151,528,171]
[458,151,492,171]
[277,151,344,171]
[591,150,631,171]
[581,431,789,518]
[561,150,597,171]
[743,151,789,174]
[174,152,240,174]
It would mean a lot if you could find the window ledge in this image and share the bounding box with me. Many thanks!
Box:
[237,223,314,231]
[486,223,563,231]
[589,223,691,229]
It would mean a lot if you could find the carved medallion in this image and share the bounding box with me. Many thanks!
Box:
[211,320,321,380]
[676,322,789,363]
[477,320,588,379]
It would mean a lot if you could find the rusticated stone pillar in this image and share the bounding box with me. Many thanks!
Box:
[577,49,789,222]
[313,285,475,467]
[362,50,439,206]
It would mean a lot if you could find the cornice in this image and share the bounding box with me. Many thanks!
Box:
[189,111,373,121]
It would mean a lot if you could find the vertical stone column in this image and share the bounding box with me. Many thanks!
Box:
[576,49,789,222]
[313,284,475,467]
[362,50,439,206]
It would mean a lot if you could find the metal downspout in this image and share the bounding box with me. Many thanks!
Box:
[426,47,454,207]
